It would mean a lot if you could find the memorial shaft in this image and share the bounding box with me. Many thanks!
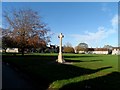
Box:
[57,33,64,63]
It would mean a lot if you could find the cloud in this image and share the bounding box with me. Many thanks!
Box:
[70,27,116,45]
[101,3,111,12]
[111,14,118,29]
[71,27,104,42]
[69,14,117,47]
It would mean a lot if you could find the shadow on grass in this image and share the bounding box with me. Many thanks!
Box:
[60,72,120,89]
[2,55,112,89]
[65,59,103,63]
[63,55,99,58]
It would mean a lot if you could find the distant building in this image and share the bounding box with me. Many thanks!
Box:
[45,44,59,53]
[86,48,108,54]
[6,48,19,53]
[112,47,120,55]
[75,47,120,55]
[0,48,2,52]
[93,48,108,54]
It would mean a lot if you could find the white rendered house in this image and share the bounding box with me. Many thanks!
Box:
[6,48,19,53]
[112,47,120,55]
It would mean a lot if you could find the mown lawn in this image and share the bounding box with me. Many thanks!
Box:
[2,53,119,89]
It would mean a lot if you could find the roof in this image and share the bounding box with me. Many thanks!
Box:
[94,48,108,51]
[87,48,108,51]
[112,47,120,49]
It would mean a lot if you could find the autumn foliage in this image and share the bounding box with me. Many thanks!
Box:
[2,9,50,55]
[63,43,74,53]
[63,46,75,53]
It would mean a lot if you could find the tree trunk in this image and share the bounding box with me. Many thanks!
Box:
[21,48,24,56]
[4,48,7,53]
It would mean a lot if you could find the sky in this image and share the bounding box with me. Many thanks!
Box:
[0,2,1,28]
[1,2,118,48]
[1,0,119,2]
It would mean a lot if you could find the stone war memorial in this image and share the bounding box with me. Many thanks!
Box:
[57,33,65,63]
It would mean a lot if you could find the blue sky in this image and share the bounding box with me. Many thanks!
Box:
[2,0,119,2]
[2,2,118,47]
[0,2,1,28]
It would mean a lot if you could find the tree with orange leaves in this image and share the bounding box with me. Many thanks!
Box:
[3,8,50,55]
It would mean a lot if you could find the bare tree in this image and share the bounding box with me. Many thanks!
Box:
[103,45,113,49]
[78,43,88,49]
[75,43,88,53]
[3,8,50,55]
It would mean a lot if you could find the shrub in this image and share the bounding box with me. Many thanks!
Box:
[63,47,75,53]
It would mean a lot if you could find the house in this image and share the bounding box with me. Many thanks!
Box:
[75,48,108,54]
[6,48,19,53]
[87,48,108,54]
[93,48,108,54]
[45,44,59,53]
[112,47,120,55]
[0,48,2,52]
[76,47,120,55]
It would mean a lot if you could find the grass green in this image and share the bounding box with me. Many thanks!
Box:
[2,53,119,89]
